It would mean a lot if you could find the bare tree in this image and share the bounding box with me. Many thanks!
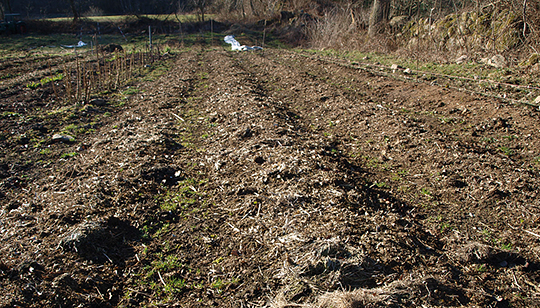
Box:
[119,0,135,14]
[249,0,258,17]
[368,0,391,37]
[192,0,212,21]
[24,1,34,18]
[67,0,79,22]
[2,0,11,14]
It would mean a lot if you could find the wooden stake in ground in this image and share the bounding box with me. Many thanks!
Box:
[262,19,267,49]
[75,51,81,102]
[129,52,134,80]
[115,55,120,90]
[523,0,528,37]
[82,62,88,100]
[64,63,72,103]
[48,58,59,100]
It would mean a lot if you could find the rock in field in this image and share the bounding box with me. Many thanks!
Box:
[486,54,507,68]
[52,134,75,143]
[456,55,468,64]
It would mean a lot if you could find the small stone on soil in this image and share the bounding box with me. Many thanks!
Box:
[485,55,507,68]
[52,134,75,143]
[456,55,468,64]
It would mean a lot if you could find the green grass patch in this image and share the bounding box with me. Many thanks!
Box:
[500,242,513,250]
[477,264,487,272]
[211,278,225,291]
[40,73,64,85]
[398,169,409,175]
[121,87,139,95]
[39,148,52,155]
[373,181,389,188]
[299,49,540,90]
[157,179,205,212]
[140,254,187,297]
[440,222,453,233]
[421,187,431,196]
[0,33,179,58]
[61,122,95,135]
[26,81,40,89]
[1,111,21,118]
[60,152,78,158]
[499,146,513,156]
[43,14,204,23]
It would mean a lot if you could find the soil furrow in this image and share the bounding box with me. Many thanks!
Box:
[1,47,539,307]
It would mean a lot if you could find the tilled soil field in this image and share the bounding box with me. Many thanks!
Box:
[1,46,540,307]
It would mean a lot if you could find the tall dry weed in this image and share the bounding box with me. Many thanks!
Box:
[307,8,362,50]
[303,0,539,62]
[213,0,281,22]
[522,0,540,51]
[306,7,399,53]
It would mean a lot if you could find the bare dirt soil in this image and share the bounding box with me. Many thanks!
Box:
[1,46,540,308]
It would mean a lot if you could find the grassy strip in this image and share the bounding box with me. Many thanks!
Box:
[301,49,540,91]
[42,14,208,23]
[0,34,174,57]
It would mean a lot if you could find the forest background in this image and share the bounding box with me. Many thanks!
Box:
[2,0,540,65]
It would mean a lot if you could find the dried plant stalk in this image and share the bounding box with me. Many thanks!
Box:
[129,52,134,80]
[48,58,59,100]
[90,62,95,95]
[64,63,72,103]
[115,56,120,90]
[106,60,111,90]
[82,63,87,101]
[75,54,81,102]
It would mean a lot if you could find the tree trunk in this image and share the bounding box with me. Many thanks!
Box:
[192,0,209,22]
[4,0,12,14]
[368,0,391,37]
[250,0,258,17]
[67,0,79,22]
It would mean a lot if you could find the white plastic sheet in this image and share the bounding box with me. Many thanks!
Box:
[224,35,262,51]
[61,41,87,48]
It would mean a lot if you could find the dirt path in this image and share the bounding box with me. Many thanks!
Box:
[1,47,540,307]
